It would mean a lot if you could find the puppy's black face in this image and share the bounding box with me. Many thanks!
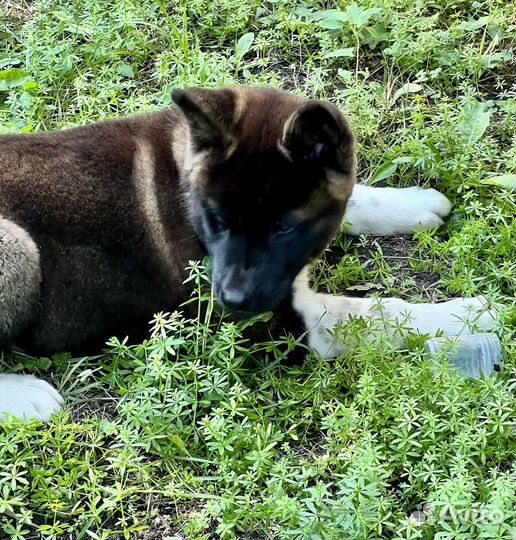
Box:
[172,87,356,315]
[194,156,346,314]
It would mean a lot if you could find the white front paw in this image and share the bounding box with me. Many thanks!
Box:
[344,185,452,235]
[404,187,452,232]
[0,374,63,422]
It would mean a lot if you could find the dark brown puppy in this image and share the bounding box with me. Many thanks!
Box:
[0,87,355,355]
[1,87,497,422]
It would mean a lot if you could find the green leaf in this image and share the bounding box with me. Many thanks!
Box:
[481,51,513,68]
[0,68,30,91]
[392,156,413,164]
[457,16,490,31]
[359,24,389,49]
[340,87,359,97]
[293,7,311,16]
[345,4,381,27]
[23,81,40,91]
[313,5,381,28]
[323,48,355,59]
[61,55,74,74]
[236,32,254,60]
[480,174,516,192]
[168,434,191,456]
[239,311,273,330]
[392,83,423,104]
[116,63,135,78]
[318,19,344,30]
[370,161,398,185]
[457,102,491,145]
[338,68,353,81]
[310,9,349,22]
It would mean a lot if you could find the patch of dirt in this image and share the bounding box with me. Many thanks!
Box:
[259,50,310,92]
[478,63,516,102]
[132,502,272,540]
[240,531,272,539]
[70,387,118,422]
[132,502,204,540]
[1,0,36,22]
[134,514,179,540]
[318,234,445,301]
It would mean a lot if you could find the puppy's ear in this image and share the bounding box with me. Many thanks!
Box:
[282,101,354,173]
[172,88,235,154]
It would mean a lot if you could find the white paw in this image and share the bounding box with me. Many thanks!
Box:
[402,187,452,232]
[445,296,500,332]
[396,295,500,336]
[344,185,452,235]
[0,374,63,422]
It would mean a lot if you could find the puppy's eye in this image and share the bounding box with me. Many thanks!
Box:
[206,210,228,234]
[274,218,295,236]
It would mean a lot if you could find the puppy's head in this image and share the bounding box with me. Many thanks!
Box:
[172,87,356,315]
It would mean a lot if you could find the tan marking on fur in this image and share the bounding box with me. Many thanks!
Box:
[232,87,247,127]
[171,116,210,187]
[290,188,331,221]
[133,139,179,280]
[223,140,238,161]
[0,217,41,338]
[171,116,191,180]
[223,87,242,159]
[326,169,356,201]
[277,139,293,162]
[290,170,355,224]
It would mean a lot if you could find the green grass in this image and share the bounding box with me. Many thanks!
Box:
[1,0,515,538]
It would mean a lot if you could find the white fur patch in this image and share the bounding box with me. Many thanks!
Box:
[0,374,63,422]
[292,267,498,358]
[343,184,452,235]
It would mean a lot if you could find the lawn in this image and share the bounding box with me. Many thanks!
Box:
[0,0,515,538]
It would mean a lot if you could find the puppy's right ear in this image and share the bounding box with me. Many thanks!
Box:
[172,88,235,154]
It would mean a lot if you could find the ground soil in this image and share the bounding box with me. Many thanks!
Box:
[317,233,445,301]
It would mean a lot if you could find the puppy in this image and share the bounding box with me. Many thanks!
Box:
[0,87,496,420]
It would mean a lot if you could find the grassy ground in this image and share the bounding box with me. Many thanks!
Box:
[1,0,515,538]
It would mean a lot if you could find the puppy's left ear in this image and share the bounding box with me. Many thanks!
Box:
[282,101,354,173]
[172,88,235,155]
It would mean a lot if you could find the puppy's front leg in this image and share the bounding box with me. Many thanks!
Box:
[292,268,498,358]
[343,184,452,236]
[0,374,63,422]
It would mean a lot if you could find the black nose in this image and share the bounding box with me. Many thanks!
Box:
[220,287,251,312]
